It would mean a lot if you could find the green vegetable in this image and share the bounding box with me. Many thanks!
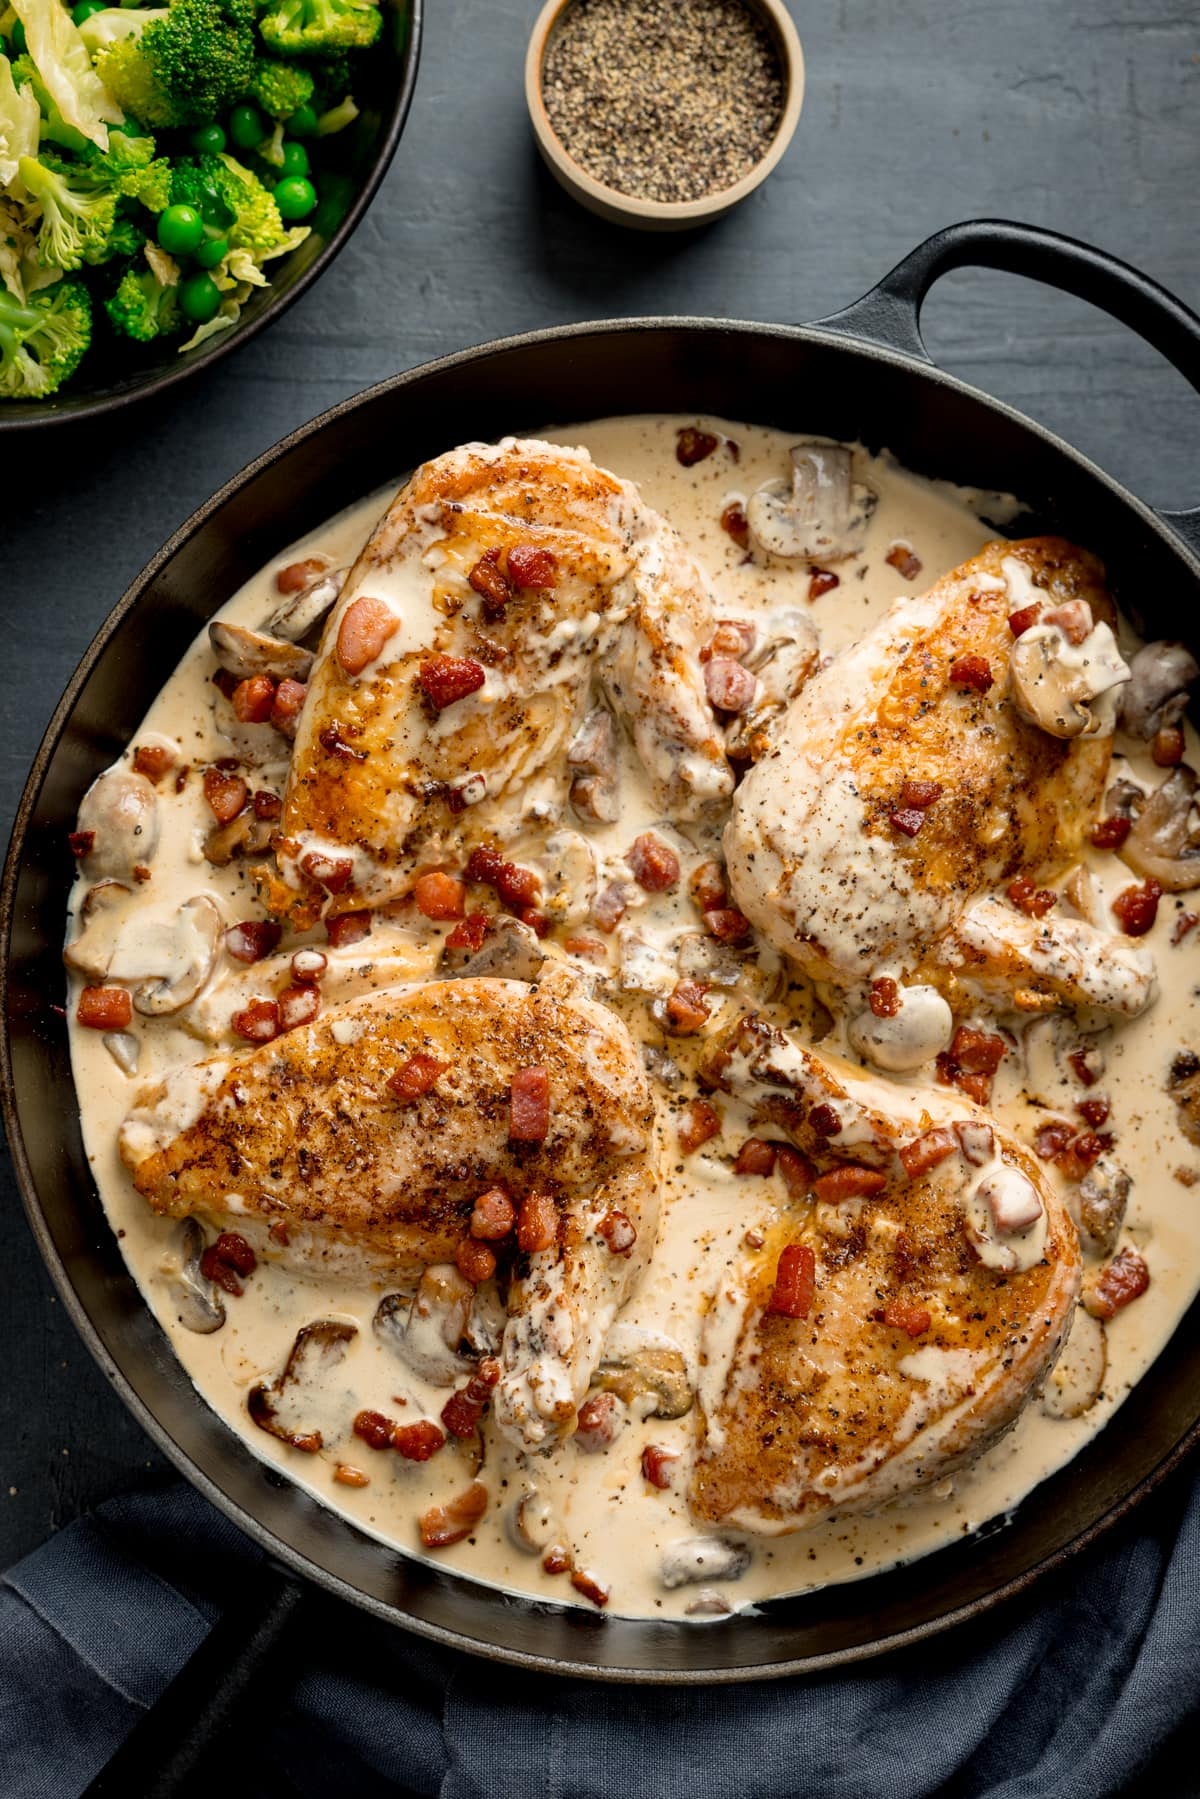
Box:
[0,50,39,190]
[87,127,172,209]
[258,0,381,58]
[9,20,27,55]
[106,211,146,258]
[104,258,178,340]
[71,1,107,24]
[11,0,123,147]
[11,54,91,153]
[189,120,224,153]
[95,0,256,130]
[315,92,356,135]
[177,265,218,319]
[285,100,317,138]
[169,152,286,254]
[246,56,313,120]
[0,275,90,395]
[273,172,312,219]
[226,99,262,149]
[193,230,226,267]
[18,150,122,267]
[156,199,203,253]
[277,138,307,176]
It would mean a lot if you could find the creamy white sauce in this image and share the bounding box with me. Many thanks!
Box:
[64,416,1200,1622]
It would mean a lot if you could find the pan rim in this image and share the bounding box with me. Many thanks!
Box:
[4,309,1199,1681]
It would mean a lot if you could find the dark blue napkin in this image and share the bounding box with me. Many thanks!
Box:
[2,1472,1197,1798]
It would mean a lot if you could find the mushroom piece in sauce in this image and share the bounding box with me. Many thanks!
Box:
[374,1267,474,1387]
[660,1537,751,1590]
[75,767,159,881]
[445,914,546,981]
[1078,1155,1131,1256]
[64,880,133,980]
[130,895,222,1017]
[1008,615,1130,739]
[209,621,314,683]
[265,565,346,644]
[591,1326,693,1420]
[1120,766,1200,891]
[165,1218,226,1335]
[746,444,876,563]
[248,1319,358,1452]
[1041,1307,1107,1419]
[1118,641,1199,740]
[848,982,953,1072]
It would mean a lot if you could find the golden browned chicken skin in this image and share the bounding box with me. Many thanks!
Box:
[265,437,732,926]
[690,1020,1081,1531]
[118,977,658,1451]
[725,537,1154,1019]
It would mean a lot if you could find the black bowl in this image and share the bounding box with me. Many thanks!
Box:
[0,0,422,434]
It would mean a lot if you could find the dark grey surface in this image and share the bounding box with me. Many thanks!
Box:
[1,0,1197,1572]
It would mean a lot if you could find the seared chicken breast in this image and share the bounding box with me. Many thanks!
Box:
[725,538,1153,1018]
[266,437,732,926]
[690,1019,1081,1531]
[119,977,658,1452]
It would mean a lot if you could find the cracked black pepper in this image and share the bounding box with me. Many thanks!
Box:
[541,0,786,206]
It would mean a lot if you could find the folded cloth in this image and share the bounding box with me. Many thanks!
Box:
[1,1472,1197,1799]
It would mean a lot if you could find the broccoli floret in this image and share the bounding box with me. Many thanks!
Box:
[107,213,147,260]
[0,276,91,397]
[246,56,314,119]
[84,129,172,210]
[258,0,381,57]
[169,152,284,254]
[104,261,179,342]
[96,0,256,130]
[17,151,123,268]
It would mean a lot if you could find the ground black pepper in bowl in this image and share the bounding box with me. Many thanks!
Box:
[541,0,787,207]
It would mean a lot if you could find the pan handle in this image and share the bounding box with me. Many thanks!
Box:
[812,218,1200,561]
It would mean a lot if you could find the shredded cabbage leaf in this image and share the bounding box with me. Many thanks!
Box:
[0,53,38,194]
[11,0,123,148]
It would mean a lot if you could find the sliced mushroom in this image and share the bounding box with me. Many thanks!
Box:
[746,444,876,563]
[1041,1307,1107,1419]
[1078,1155,1131,1255]
[567,707,619,822]
[374,1266,474,1387]
[204,808,274,867]
[508,1486,561,1555]
[641,1044,683,1088]
[1061,863,1100,925]
[103,1030,140,1076]
[1119,641,1199,739]
[726,609,821,760]
[1009,617,1131,739]
[75,767,159,881]
[64,880,133,979]
[593,1326,693,1420]
[1120,765,1200,891]
[848,983,953,1072]
[616,927,679,996]
[463,1281,507,1358]
[685,1589,734,1617]
[209,620,314,682]
[660,1537,751,1590]
[1169,1050,1200,1148]
[265,565,346,643]
[164,1218,225,1335]
[126,895,222,1017]
[248,1319,357,1452]
[446,914,546,980]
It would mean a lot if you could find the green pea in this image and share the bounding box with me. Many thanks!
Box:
[10,19,26,53]
[193,233,229,270]
[72,0,107,21]
[227,104,265,151]
[278,141,309,178]
[157,203,206,257]
[190,123,226,155]
[274,175,317,221]
[178,271,222,324]
[287,103,319,139]
[109,117,145,137]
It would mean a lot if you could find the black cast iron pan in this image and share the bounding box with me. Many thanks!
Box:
[6,224,1200,1742]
